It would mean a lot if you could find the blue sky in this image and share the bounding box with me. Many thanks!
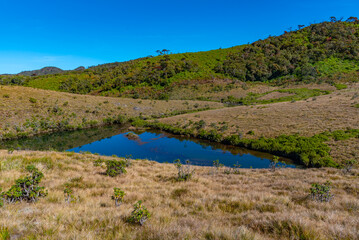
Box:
[0,0,358,74]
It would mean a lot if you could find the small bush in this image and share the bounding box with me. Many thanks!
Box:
[231,162,241,174]
[64,184,76,203]
[269,156,280,172]
[342,159,357,174]
[128,200,151,226]
[174,159,194,181]
[310,181,333,202]
[29,97,37,103]
[112,188,125,207]
[247,130,255,135]
[105,160,127,177]
[2,94,9,98]
[1,165,47,203]
[93,158,105,167]
[213,159,224,174]
[124,155,132,167]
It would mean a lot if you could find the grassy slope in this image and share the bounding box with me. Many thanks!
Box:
[0,150,358,240]
[153,83,359,165]
[0,86,224,141]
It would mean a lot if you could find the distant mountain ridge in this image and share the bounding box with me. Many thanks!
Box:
[17,66,85,76]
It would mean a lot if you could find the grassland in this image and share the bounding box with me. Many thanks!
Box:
[0,150,358,240]
[0,85,224,141]
[157,83,359,138]
[152,83,359,164]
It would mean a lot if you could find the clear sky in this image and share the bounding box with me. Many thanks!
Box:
[0,0,358,74]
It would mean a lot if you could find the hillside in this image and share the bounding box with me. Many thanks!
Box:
[0,85,224,141]
[1,19,359,100]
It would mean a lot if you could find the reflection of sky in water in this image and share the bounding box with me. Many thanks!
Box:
[68,131,297,168]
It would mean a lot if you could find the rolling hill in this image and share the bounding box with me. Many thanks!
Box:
[1,19,359,100]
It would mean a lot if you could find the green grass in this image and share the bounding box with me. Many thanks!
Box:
[223,88,330,105]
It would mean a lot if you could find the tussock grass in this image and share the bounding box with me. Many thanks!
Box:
[0,150,358,239]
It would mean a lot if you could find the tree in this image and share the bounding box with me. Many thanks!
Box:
[346,16,359,23]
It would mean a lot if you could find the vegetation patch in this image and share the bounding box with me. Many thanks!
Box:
[1,20,359,99]
[1,165,47,204]
[222,88,330,105]
[133,119,359,167]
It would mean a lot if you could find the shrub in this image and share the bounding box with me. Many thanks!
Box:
[310,181,333,202]
[1,165,47,203]
[2,94,9,98]
[7,148,14,154]
[29,97,37,103]
[269,155,280,172]
[247,130,255,135]
[174,159,194,181]
[342,159,357,174]
[105,160,127,177]
[64,184,75,203]
[128,201,151,226]
[213,159,224,174]
[93,158,105,167]
[124,154,132,167]
[232,162,241,174]
[112,188,125,207]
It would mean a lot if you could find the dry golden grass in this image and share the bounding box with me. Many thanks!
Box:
[327,138,359,163]
[159,83,359,139]
[157,84,359,165]
[0,150,358,240]
[0,85,224,138]
[169,81,336,101]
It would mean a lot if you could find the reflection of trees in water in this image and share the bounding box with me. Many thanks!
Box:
[0,125,294,166]
[142,129,294,165]
[0,125,128,151]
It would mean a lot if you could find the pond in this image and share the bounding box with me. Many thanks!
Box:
[0,125,299,168]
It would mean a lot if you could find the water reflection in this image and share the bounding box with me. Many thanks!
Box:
[0,125,298,168]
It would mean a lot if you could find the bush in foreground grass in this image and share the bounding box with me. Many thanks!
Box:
[93,159,127,177]
[112,188,125,207]
[63,184,76,203]
[310,181,333,202]
[105,160,127,177]
[342,159,357,175]
[1,165,47,204]
[213,159,224,174]
[269,155,280,172]
[128,200,151,226]
[174,159,194,181]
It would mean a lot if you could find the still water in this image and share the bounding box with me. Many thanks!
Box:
[0,125,298,168]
